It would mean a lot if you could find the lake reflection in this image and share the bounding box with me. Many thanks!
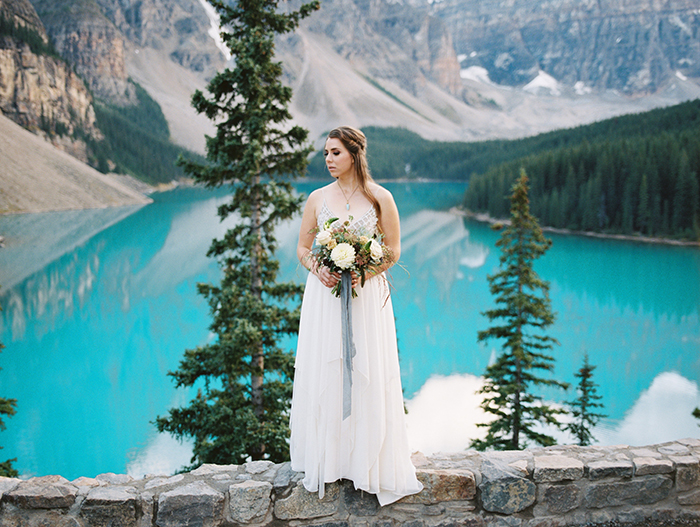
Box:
[0,183,698,479]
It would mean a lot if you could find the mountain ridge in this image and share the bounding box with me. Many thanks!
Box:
[2,0,700,214]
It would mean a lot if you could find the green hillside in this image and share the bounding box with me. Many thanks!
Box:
[307,99,700,240]
[90,81,201,184]
[464,99,700,240]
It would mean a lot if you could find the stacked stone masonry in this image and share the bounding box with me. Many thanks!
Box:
[1,439,699,527]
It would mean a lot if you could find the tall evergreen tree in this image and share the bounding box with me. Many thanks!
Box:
[0,296,18,478]
[155,0,319,467]
[694,407,700,425]
[471,169,568,451]
[565,354,606,446]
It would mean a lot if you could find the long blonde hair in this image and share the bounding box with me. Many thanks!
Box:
[327,126,381,217]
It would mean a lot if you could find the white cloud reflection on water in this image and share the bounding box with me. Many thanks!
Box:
[404,370,699,456]
[126,370,700,477]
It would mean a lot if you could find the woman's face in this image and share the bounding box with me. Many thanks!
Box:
[324,138,354,179]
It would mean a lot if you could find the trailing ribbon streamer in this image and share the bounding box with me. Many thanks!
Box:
[340,270,357,420]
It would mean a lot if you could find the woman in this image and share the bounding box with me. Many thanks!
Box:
[290,126,423,506]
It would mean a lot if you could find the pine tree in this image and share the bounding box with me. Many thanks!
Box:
[565,354,606,446]
[0,296,18,478]
[693,407,700,425]
[471,169,568,451]
[155,0,319,468]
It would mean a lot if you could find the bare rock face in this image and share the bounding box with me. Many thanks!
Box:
[431,0,700,93]
[0,0,99,160]
[28,0,136,105]
[302,0,462,98]
[95,0,223,77]
[0,0,44,30]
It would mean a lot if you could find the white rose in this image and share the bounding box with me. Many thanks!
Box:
[316,230,332,246]
[369,239,383,261]
[330,243,356,270]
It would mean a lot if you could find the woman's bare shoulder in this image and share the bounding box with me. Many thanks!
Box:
[368,182,396,205]
[304,187,326,206]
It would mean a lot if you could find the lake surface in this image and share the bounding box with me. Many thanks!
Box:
[0,182,698,480]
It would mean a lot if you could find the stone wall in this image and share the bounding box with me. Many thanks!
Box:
[1,439,699,527]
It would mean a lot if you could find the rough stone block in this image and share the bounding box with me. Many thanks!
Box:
[678,488,700,506]
[633,457,674,476]
[671,455,700,491]
[617,508,649,525]
[342,481,379,516]
[537,483,580,514]
[586,459,633,480]
[0,477,20,497]
[402,469,477,504]
[479,460,536,514]
[80,486,138,527]
[3,475,78,509]
[485,515,522,527]
[273,462,296,490]
[95,473,133,485]
[228,479,272,523]
[582,474,672,508]
[274,480,340,520]
[630,448,662,458]
[0,507,74,527]
[144,475,185,491]
[139,492,155,527]
[189,464,238,477]
[533,456,584,482]
[244,460,274,475]
[156,481,225,527]
[658,443,691,456]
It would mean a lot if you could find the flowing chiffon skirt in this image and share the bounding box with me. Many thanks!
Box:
[290,271,423,506]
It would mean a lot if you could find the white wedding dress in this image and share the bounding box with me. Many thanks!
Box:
[289,199,423,506]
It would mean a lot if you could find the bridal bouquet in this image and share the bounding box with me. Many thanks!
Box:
[313,216,392,297]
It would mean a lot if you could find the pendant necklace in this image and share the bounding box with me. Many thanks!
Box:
[337,181,359,211]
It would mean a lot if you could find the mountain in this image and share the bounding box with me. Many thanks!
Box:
[6,0,700,161]
[123,0,700,148]
[431,0,700,93]
[0,113,152,214]
[0,0,100,161]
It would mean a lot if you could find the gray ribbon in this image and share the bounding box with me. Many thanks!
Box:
[340,270,356,420]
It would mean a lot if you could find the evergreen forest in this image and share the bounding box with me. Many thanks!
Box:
[307,99,700,240]
[464,100,700,240]
[0,13,60,59]
[91,82,200,184]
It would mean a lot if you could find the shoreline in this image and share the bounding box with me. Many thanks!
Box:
[453,207,700,247]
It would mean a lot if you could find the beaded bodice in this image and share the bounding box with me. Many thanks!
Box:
[317,199,378,236]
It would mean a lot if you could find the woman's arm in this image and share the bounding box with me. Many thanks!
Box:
[369,185,401,277]
[297,190,320,272]
[297,190,346,289]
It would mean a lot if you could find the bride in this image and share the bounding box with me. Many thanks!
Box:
[290,126,423,506]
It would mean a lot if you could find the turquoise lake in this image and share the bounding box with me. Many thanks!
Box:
[0,181,698,480]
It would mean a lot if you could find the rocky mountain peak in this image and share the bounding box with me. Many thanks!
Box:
[430,0,700,94]
[0,0,99,161]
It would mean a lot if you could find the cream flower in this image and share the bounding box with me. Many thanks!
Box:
[316,229,333,246]
[359,235,370,245]
[369,239,383,261]
[330,242,356,270]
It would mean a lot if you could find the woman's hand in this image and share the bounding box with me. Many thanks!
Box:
[315,266,338,289]
[315,267,360,289]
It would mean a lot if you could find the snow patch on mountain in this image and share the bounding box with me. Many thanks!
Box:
[197,0,230,61]
[523,70,561,96]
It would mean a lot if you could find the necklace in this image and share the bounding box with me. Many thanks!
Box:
[337,181,359,210]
